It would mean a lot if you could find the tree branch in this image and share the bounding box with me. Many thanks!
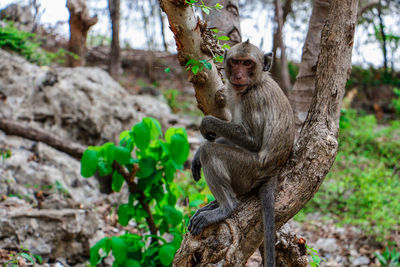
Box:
[159,0,230,120]
[166,0,359,264]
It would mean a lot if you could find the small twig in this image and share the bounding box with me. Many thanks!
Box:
[111,161,159,242]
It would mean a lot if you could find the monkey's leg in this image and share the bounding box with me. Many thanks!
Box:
[189,143,261,235]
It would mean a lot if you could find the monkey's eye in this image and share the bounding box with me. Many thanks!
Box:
[230,59,239,65]
[243,60,253,66]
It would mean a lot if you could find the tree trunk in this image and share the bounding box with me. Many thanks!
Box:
[203,0,242,47]
[108,0,121,79]
[160,0,358,265]
[272,0,291,95]
[66,0,97,67]
[288,0,330,138]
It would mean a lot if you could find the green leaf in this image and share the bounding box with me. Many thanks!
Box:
[111,236,128,263]
[164,160,176,183]
[112,171,125,192]
[80,149,99,178]
[90,237,111,266]
[125,259,141,267]
[191,65,200,75]
[19,253,34,264]
[167,192,177,206]
[202,7,210,15]
[143,117,162,140]
[211,28,219,33]
[119,130,134,151]
[185,59,198,67]
[159,244,176,266]
[215,3,223,9]
[137,156,156,178]
[118,204,131,226]
[169,134,190,165]
[164,67,171,73]
[150,184,165,202]
[163,205,183,226]
[133,121,151,150]
[114,146,131,165]
[221,43,231,50]
[103,142,116,163]
[214,55,224,63]
[98,160,113,176]
[33,254,42,264]
[217,35,230,41]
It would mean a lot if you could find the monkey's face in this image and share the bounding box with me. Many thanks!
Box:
[228,58,256,92]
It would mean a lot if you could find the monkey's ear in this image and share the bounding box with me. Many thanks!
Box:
[263,52,273,72]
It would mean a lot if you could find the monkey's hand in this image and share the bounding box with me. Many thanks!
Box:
[200,116,219,142]
[191,149,202,182]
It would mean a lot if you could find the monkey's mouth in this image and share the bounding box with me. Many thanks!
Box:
[231,83,249,91]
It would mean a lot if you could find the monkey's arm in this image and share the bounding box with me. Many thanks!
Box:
[200,116,260,151]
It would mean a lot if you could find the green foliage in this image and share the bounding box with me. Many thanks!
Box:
[2,247,42,267]
[287,61,299,82]
[185,58,212,75]
[185,0,223,14]
[347,65,400,89]
[375,247,400,267]
[296,109,400,244]
[81,117,190,266]
[163,89,180,113]
[0,21,77,65]
[306,244,324,267]
[0,148,11,160]
[391,88,400,115]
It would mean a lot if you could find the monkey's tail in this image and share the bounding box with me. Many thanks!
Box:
[258,176,277,267]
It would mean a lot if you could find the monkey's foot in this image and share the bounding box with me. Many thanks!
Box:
[188,212,211,235]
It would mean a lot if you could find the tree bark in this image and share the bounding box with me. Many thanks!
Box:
[108,0,121,79]
[203,0,242,47]
[159,0,230,120]
[270,0,292,90]
[0,118,85,159]
[288,0,330,138]
[273,0,291,95]
[160,0,358,265]
[66,0,97,67]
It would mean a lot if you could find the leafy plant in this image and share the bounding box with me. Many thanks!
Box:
[185,58,212,75]
[2,247,42,267]
[391,88,400,115]
[0,21,77,65]
[375,247,400,267]
[0,148,11,160]
[296,109,400,243]
[81,117,190,266]
[185,0,223,14]
[163,89,180,113]
[306,244,324,267]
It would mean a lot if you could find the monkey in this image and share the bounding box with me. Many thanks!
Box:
[188,40,295,267]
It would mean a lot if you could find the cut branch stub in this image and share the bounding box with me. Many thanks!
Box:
[159,0,230,120]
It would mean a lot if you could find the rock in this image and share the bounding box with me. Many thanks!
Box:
[0,134,100,206]
[0,4,35,32]
[0,201,104,264]
[0,49,173,146]
[351,256,370,266]
[315,238,338,253]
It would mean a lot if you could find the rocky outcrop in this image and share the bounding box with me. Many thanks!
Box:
[0,49,173,145]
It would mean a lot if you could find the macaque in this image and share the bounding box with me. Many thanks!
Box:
[189,40,295,267]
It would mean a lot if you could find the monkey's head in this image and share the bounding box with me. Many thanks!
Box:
[224,40,273,93]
